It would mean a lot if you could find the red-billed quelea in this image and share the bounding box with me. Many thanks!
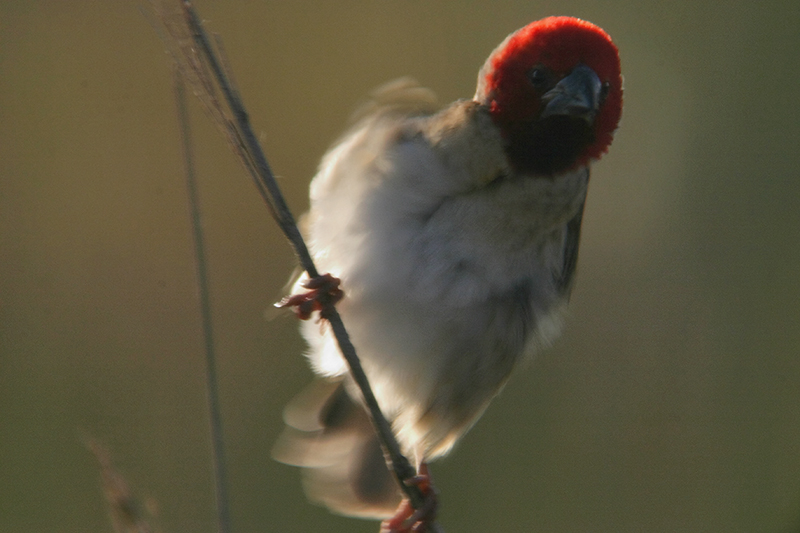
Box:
[274,16,623,527]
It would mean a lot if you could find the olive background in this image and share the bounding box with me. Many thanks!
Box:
[2,1,799,532]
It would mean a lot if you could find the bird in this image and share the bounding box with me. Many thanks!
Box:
[273,15,623,530]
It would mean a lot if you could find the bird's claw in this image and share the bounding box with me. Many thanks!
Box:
[276,273,343,320]
[380,464,438,533]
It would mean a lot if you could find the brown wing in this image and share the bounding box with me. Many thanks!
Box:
[556,190,586,297]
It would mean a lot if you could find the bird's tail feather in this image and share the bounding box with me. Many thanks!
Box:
[272,379,402,518]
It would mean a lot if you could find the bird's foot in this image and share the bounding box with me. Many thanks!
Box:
[276,273,343,320]
[380,463,439,533]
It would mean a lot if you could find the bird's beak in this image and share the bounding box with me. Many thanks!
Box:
[540,64,603,124]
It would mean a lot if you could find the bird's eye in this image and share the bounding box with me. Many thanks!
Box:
[599,82,610,105]
[527,67,549,90]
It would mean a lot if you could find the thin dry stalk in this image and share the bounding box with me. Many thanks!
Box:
[145,1,441,530]
[173,73,231,533]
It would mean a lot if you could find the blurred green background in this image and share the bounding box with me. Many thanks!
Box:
[2,1,799,532]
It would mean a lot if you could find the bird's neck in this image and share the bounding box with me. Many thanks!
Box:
[498,115,595,176]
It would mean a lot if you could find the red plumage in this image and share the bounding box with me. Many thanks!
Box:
[479,17,623,168]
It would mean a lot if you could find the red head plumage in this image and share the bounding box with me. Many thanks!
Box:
[475,17,623,172]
